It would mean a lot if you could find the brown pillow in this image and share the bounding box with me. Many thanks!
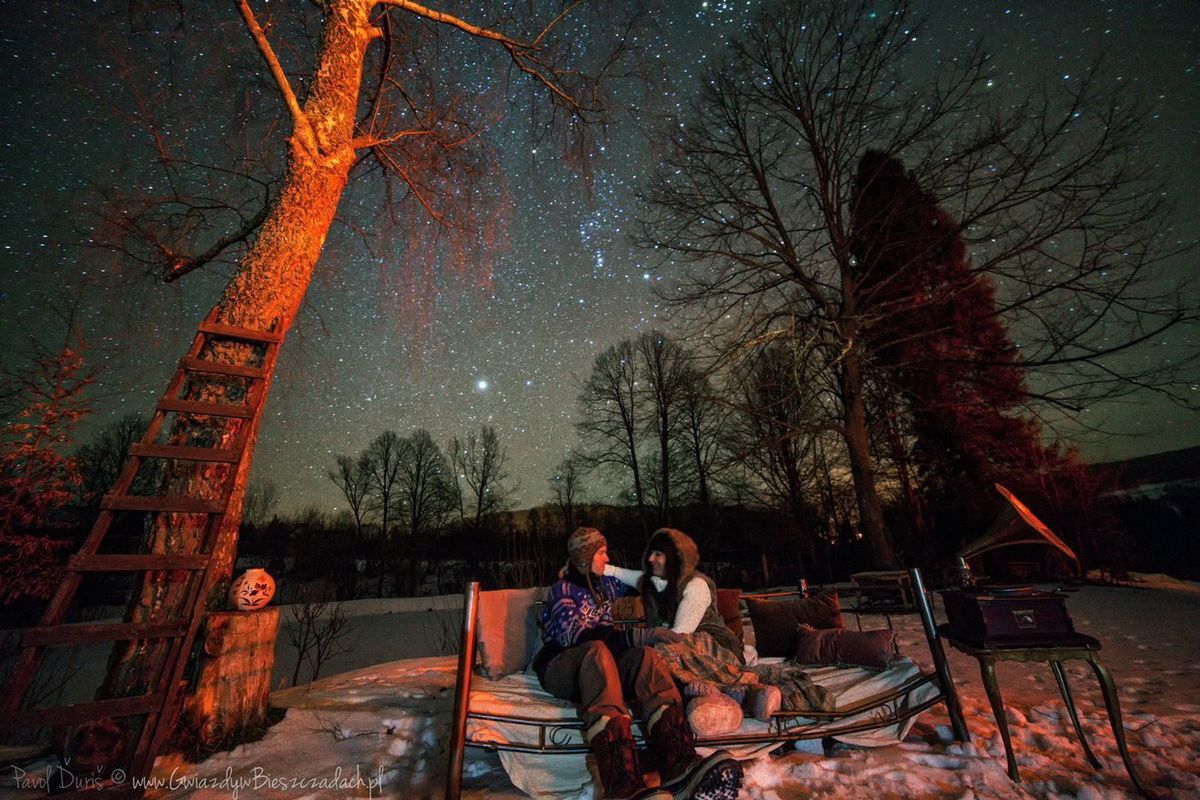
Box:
[793,626,895,669]
[715,588,744,645]
[475,586,545,679]
[744,592,842,658]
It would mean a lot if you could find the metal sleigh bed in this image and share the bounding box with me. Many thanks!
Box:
[443,568,970,800]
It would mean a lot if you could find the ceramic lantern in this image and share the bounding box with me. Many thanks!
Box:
[229,568,275,611]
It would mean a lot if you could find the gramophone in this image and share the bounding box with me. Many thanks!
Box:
[941,485,1083,648]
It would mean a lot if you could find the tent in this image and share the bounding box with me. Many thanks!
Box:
[958,483,1080,571]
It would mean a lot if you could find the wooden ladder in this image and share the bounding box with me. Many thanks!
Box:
[0,307,283,796]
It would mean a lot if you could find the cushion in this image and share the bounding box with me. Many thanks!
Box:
[793,626,896,669]
[715,588,744,644]
[685,692,744,737]
[744,592,842,658]
[476,586,546,679]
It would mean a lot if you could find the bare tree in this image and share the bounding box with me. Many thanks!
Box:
[285,593,354,687]
[450,425,515,530]
[636,330,690,519]
[241,479,279,529]
[725,343,824,524]
[75,413,151,506]
[549,455,586,534]
[676,364,727,510]
[576,339,646,516]
[365,431,404,595]
[395,428,455,554]
[577,333,721,518]
[328,452,374,595]
[330,453,374,535]
[448,424,513,532]
[640,0,1195,566]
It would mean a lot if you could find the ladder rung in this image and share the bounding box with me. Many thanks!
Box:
[69,553,211,572]
[100,494,227,514]
[22,622,190,648]
[157,397,253,419]
[180,356,267,379]
[0,694,165,730]
[129,443,240,464]
[197,320,283,344]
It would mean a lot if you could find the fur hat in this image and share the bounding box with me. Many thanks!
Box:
[645,527,701,588]
[567,527,606,573]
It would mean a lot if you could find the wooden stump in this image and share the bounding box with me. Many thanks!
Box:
[174,608,280,754]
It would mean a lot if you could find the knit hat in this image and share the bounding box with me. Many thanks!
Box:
[567,527,606,573]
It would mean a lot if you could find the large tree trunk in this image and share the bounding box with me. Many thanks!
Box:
[839,352,897,568]
[102,0,372,701]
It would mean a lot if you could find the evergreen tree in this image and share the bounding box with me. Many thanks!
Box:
[0,338,92,603]
[851,150,1092,558]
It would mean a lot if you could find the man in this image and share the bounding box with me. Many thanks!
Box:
[533,526,743,800]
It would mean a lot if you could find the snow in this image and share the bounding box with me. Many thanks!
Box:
[5,583,1198,799]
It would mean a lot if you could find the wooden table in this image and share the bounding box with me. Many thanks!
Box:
[849,571,927,632]
[939,627,1152,798]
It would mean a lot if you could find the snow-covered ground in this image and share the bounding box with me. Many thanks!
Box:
[8,577,1200,799]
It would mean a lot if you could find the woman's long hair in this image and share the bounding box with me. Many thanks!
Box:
[639,530,682,625]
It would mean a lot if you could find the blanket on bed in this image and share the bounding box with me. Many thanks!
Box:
[748,661,835,712]
[649,632,833,713]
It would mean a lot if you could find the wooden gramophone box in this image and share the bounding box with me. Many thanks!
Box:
[941,587,1077,647]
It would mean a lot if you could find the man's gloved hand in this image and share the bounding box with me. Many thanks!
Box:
[629,626,684,646]
[651,628,684,644]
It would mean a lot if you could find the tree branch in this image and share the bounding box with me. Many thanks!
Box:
[377,0,526,47]
[235,0,321,157]
[378,0,596,114]
[163,185,272,282]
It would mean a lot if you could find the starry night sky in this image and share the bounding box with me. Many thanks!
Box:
[1,1,1197,515]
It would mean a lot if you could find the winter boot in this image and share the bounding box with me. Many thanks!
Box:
[673,754,744,800]
[743,683,782,721]
[648,704,742,800]
[646,703,700,783]
[587,715,672,800]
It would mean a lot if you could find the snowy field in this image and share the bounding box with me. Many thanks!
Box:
[9,577,1200,799]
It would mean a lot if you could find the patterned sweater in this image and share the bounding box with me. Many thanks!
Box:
[532,570,638,681]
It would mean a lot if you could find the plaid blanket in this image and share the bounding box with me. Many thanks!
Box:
[748,661,835,713]
[652,632,833,713]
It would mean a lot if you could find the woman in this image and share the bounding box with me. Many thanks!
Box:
[605,528,743,657]
[534,527,742,800]
[606,528,781,720]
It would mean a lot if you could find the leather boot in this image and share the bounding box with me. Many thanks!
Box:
[587,715,672,800]
[646,703,699,784]
[649,705,743,800]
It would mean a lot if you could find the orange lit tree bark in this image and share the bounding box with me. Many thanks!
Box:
[101,0,629,698]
